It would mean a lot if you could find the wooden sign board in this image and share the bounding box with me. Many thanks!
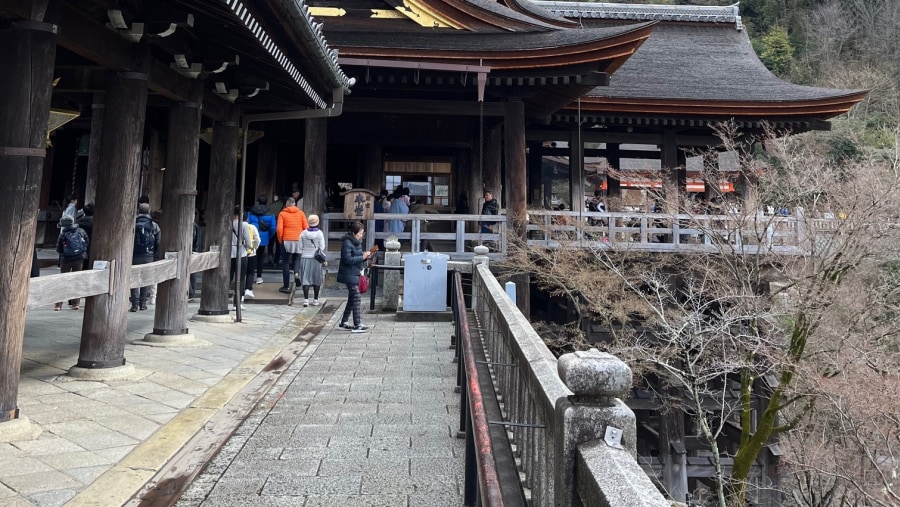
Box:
[344,189,377,221]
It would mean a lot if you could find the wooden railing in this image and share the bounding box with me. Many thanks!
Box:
[321,212,507,260]
[525,209,816,255]
[319,209,848,259]
[27,250,219,309]
[469,262,669,506]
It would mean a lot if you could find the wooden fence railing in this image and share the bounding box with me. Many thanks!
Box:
[27,250,220,309]
[321,212,507,260]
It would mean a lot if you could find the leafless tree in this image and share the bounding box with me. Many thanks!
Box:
[503,125,900,506]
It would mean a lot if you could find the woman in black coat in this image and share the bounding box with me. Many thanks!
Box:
[336,222,373,332]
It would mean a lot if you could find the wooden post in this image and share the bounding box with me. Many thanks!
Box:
[659,408,689,504]
[526,141,543,208]
[303,117,327,216]
[254,139,277,207]
[144,128,165,212]
[77,43,151,374]
[0,1,58,423]
[483,123,502,208]
[569,128,584,212]
[363,144,383,193]
[84,92,104,205]
[148,80,203,341]
[661,130,684,213]
[605,142,621,199]
[504,99,529,318]
[198,109,239,318]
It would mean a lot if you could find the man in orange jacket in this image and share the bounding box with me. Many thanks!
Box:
[276,197,309,292]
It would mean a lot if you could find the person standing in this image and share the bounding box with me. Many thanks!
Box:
[276,197,309,293]
[230,206,254,309]
[131,203,160,312]
[480,189,499,233]
[77,204,94,270]
[55,215,89,310]
[267,193,285,266]
[337,222,372,333]
[387,187,409,240]
[242,215,261,299]
[298,214,327,307]
[248,195,276,284]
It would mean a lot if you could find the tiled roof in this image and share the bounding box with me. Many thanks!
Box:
[534,1,743,30]
[587,23,862,103]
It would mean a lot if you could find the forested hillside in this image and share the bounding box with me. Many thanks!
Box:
[642,0,900,148]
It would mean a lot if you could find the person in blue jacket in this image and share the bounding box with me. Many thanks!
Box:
[247,195,277,284]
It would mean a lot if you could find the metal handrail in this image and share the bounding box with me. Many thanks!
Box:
[453,270,504,507]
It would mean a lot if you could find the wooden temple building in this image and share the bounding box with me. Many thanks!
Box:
[0,0,866,502]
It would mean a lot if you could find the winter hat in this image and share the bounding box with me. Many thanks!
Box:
[308,214,320,226]
[60,216,74,227]
[257,194,268,205]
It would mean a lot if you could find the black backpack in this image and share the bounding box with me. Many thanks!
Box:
[62,229,86,258]
[135,217,156,255]
[255,213,271,233]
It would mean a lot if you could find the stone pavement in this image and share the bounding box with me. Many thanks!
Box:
[2,264,464,506]
[174,303,465,506]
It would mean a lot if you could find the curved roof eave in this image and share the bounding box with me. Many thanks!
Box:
[498,0,579,28]
[271,0,353,93]
[576,91,870,120]
[326,22,654,71]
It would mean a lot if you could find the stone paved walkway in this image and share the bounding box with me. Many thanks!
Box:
[176,307,465,506]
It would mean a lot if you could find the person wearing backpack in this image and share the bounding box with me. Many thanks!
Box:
[131,203,161,312]
[55,215,89,310]
[247,195,276,285]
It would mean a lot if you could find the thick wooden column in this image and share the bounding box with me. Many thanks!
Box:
[468,131,483,217]
[660,408,689,503]
[147,81,203,341]
[569,128,584,212]
[605,143,621,199]
[363,144,383,193]
[197,110,239,318]
[303,117,327,216]
[504,99,530,318]
[661,130,684,212]
[254,139,277,205]
[504,99,526,233]
[144,128,165,211]
[0,2,58,424]
[483,124,502,207]
[526,141,542,208]
[77,44,150,374]
[84,92,104,205]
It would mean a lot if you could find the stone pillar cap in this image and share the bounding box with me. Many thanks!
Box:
[473,245,489,255]
[558,348,632,398]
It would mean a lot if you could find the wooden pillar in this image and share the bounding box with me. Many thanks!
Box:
[144,128,165,212]
[363,144,383,193]
[303,117,327,216]
[661,130,683,212]
[254,139,276,206]
[148,81,203,340]
[198,110,239,318]
[483,123,502,207]
[468,132,483,218]
[569,128,584,212]
[504,99,529,318]
[77,43,150,372]
[659,408,689,504]
[84,92,104,205]
[526,141,542,208]
[0,2,58,423]
[605,143,621,199]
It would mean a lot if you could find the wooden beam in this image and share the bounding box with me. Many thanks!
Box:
[526,129,723,147]
[344,98,507,117]
[54,3,229,120]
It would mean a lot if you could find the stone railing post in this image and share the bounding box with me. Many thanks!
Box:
[382,237,401,311]
[471,245,490,310]
[555,348,637,506]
